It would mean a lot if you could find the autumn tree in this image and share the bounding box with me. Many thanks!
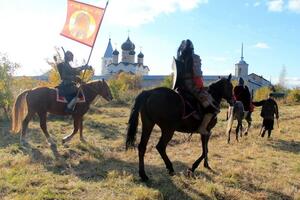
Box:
[0,53,19,118]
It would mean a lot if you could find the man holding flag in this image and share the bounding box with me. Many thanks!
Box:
[59,0,108,114]
[57,50,91,114]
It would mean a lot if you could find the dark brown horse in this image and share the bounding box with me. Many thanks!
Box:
[11,80,112,147]
[126,75,234,181]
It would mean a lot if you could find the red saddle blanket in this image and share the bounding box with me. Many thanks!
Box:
[55,88,86,103]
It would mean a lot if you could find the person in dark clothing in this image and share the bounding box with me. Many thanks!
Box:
[177,39,218,135]
[57,50,91,114]
[233,77,253,121]
[252,93,279,138]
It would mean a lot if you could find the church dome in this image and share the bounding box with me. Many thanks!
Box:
[138,52,144,58]
[121,37,135,51]
[113,49,119,55]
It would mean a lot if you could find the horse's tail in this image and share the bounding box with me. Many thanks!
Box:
[11,90,30,133]
[126,90,151,149]
[225,105,234,134]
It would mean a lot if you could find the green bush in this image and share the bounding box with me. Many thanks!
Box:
[286,88,300,103]
[254,87,272,101]
[160,74,173,88]
[108,72,142,103]
[0,53,19,119]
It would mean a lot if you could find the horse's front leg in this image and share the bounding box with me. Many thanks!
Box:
[62,116,80,144]
[189,134,210,174]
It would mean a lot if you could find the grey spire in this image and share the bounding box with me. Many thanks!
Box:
[104,38,113,58]
[241,43,244,61]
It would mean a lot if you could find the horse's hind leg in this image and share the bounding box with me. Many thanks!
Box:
[62,116,80,144]
[226,113,233,144]
[245,118,251,136]
[20,111,35,145]
[156,127,175,176]
[38,112,56,147]
[138,116,154,181]
[235,121,242,142]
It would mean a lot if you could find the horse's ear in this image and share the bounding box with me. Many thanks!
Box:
[228,74,232,81]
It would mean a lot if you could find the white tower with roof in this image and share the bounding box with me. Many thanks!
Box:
[235,43,249,81]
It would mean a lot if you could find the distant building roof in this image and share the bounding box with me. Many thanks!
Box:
[104,38,113,58]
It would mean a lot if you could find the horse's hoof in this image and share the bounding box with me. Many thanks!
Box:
[20,139,28,146]
[139,171,149,182]
[185,169,195,178]
[204,163,212,170]
[140,174,149,182]
[169,171,175,176]
[80,137,87,143]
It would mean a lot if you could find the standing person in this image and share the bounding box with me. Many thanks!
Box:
[57,50,91,114]
[252,93,279,138]
[177,39,218,135]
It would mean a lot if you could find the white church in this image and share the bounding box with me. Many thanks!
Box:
[101,37,149,76]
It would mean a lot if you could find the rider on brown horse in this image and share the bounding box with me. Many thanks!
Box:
[57,50,91,114]
[233,77,253,119]
[177,39,219,135]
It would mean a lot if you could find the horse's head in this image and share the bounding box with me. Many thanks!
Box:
[209,74,234,106]
[96,79,113,101]
[221,74,234,106]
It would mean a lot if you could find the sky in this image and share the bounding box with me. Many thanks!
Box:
[0,0,300,87]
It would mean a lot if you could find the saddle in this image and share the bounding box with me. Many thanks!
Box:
[176,88,202,120]
[55,88,86,103]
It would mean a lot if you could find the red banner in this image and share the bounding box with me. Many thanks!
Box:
[61,0,105,47]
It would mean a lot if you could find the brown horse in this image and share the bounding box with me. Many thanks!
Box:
[11,80,112,147]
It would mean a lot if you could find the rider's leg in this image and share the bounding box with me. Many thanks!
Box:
[65,97,77,113]
[198,112,214,135]
[197,91,218,136]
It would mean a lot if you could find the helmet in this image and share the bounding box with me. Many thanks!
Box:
[177,39,194,60]
[185,39,194,51]
[64,51,74,62]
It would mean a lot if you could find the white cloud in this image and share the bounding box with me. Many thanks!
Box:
[105,0,208,27]
[288,0,300,13]
[253,42,270,49]
[254,1,261,7]
[267,0,284,12]
[286,77,300,87]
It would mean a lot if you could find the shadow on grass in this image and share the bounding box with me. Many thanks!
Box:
[16,140,212,200]
[267,139,300,154]
[232,176,294,200]
[84,121,120,140]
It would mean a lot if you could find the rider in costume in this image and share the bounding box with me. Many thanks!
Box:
[177,39,218,135]
[57,50,91,114]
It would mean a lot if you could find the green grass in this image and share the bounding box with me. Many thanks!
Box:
[0,104,299,199]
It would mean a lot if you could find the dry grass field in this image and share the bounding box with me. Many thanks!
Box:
[0,102,299,200]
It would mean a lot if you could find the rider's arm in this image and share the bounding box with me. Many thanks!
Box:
[252,100,265,107]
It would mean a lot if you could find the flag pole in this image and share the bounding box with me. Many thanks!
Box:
[81,0,109,82]
[71,1,109,111]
